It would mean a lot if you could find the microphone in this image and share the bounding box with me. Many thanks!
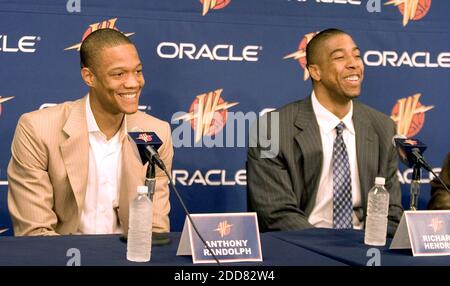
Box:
[392,134,430,171]
[128,129,163,166]
[392,135,450,195]
[128,127,221,265]
[128,128,162,201]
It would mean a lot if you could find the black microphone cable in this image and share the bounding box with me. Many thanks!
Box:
[146,149,222,265]
[426,163,450,195]
[412,150,450,195]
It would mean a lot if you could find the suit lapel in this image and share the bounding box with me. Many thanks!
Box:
[293,97,323,213]
[353,102,379,214]
[60,97,89,212]
[118,120,146,234]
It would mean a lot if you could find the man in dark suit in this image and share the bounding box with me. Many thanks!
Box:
[247,28,403,236]
[427,152,450,210]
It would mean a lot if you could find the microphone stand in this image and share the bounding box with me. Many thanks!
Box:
[145,160,156,201]
[141,156,173,246]
[411,149,450,195]
[408,148,450,209]
[394,138,450,209]
[145,151,221,265]
[409,164,421,211]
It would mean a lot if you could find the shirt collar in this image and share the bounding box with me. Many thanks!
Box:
[85,94,128,141]
[311,91,355,135]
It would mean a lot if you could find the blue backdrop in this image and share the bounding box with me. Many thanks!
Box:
[1,0,449,235]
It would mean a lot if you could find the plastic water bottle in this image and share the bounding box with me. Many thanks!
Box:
[127,186,153,262]
[364,177,390,246]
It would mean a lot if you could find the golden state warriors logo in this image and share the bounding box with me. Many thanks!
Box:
[174,89,238,143]
[390,93,434,137]
[214,220,233,238]
[429,217,444,233]
[385,0,432,26]
[200,0,231,16]
[0,96,14,116]
[64,18,134,51]
[404,139,418,145]
[284,32,319,81]
[137,133,153,143]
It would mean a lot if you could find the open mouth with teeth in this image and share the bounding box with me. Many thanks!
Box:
[344,75,361,85]
[118,93,138,100]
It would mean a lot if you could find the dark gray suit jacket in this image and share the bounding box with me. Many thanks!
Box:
[247,96,403,236]
[427,152,450,210]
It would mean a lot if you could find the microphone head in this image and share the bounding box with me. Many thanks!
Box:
[128,128,163,164]
[394,137,427,167]
[392,134,406,147]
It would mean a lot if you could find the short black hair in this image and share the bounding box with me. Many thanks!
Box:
[306,28,348,67]
[80,28,132,68]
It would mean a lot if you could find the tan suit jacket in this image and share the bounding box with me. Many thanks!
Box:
[7,96,173,236]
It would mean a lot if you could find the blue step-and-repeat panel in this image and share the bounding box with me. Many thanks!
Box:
[0,0,449,235]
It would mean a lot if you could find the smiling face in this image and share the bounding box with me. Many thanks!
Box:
[83,43,145,116]
[309,33,364,103]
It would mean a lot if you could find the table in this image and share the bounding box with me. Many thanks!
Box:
[2,229,448,266]
[0,232,344,266]
[268,228,450,266]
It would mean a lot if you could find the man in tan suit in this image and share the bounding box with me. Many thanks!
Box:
[7,29,173,236]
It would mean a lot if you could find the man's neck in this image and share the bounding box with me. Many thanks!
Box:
[313,88,352,119]
[89,96,124,140]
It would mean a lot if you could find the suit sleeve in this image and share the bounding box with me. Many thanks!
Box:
[152,121,174,233]
[7,115,59,236]
[247,114,313,232]
[427,152,450,210]
[385,120,404,237]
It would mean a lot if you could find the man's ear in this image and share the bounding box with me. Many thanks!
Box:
[81,67,95,87]
[308,64,321,81]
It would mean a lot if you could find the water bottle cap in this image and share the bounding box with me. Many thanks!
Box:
[137,185,148,195]
[375,177,385,185]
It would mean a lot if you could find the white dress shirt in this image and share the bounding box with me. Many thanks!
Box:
[308,91,363,229]
[77,95,126,234]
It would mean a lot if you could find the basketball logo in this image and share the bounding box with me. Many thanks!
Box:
[174,89,238,143]
[0,96,14,117]
[283,32,319,81]
[65,18,134,51]
[390,93,434,137]
[80,19,120,42]
[385,0,432,26]
[398,0,431,20]
[214,220,233,238]
[200,0,231,16]
[188,91,228,137]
